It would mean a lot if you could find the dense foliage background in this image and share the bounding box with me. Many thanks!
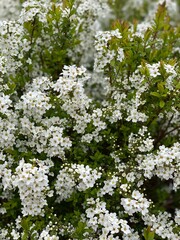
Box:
[0,0,179,239]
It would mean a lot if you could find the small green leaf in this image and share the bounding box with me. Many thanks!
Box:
[149,49,158,61]
[159,100,165,108]
[150,92,160,98]
[157,82,164,93]
[143,226,155,240]
[21,217,30,232]
[22,232,29,240]
[144,29,152,42]
[176,82,180,89]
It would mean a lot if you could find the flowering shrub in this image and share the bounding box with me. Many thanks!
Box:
[0,0,179,239]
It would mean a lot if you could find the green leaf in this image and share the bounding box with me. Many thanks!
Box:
[143,226,155,240]
[176,82,180,89]
[21,217,31,232]
[22,232,29,240]
[144,29,152,42]
[149,49,158,61]
[154,2,167,30]
[150,92,161,98]
[7,82,16,94]
[159,100,165,108]
[157,82,164,93]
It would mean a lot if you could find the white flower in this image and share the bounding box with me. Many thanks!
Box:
[117,48,124,62]
[132,190,143,200]
[146,62,160,78]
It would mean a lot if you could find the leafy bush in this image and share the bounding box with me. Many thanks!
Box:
[0,0,179,239]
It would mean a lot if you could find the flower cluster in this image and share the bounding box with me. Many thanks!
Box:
[137,143,180,190]
[121,190,151,216]
[71,0,111,66]
[94,29,122,72]
[128,126,154,153]
[84,198,132,239]
[0,0,179,239]
[143,212,180,240]
[98,175,119,196]
[55,164,102,202]
[0,0,20,20]
[12,159,52,216]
